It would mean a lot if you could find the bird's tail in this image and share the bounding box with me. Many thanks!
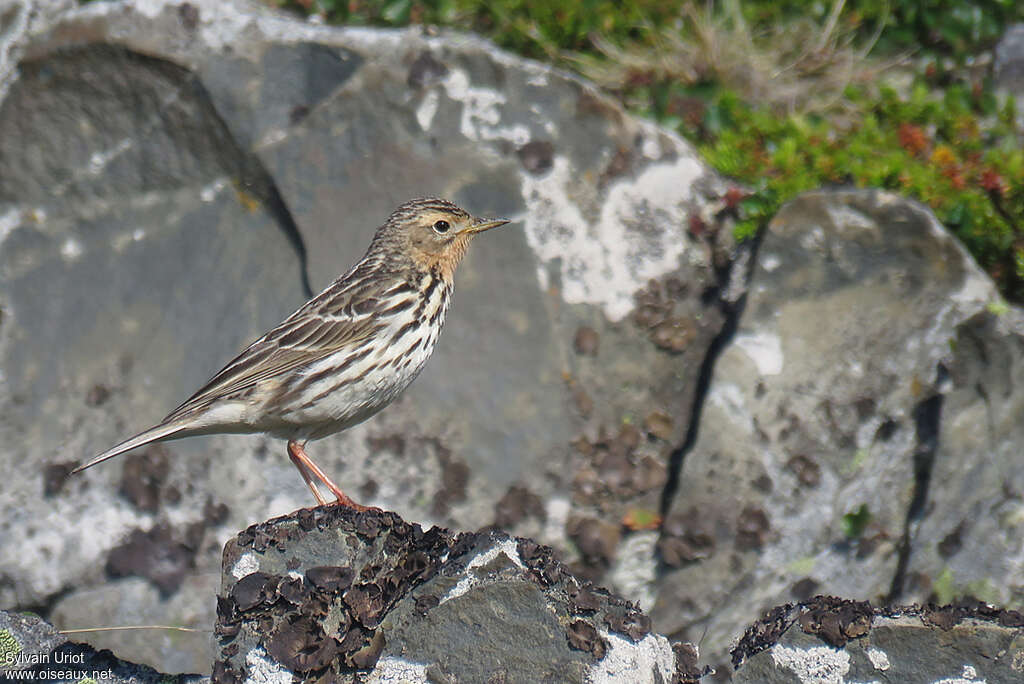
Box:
[73,422,190,474]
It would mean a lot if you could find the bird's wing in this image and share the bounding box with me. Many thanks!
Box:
[162,276,399,421]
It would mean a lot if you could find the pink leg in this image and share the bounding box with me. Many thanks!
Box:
[287,442,328,506]
[286,440,375,511]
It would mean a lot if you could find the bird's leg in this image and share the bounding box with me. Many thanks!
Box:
[286,440,373,511]
[287,441,328,506]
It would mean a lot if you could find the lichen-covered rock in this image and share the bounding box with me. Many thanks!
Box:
[215,507,700,683]
[0,609,206,683]
[732,596,1024,683]
[903,309,1024,609]
[652,189,1019,672]
[0,0,733,673]
[995,24,1024,127]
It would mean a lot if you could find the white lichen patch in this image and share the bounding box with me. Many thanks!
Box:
[760,252,782,272]
[86,138,133,176]
[770,644,850,684]
[231,552,260,579]
[244,645,293,684]
[366,656,429,683]
[441,68,529,146]
[416,89,439,131]
[607,531,658,611]
[588,631,675,683]
[60,238,83,261]
[934,664,985,684]
[707,381,749,420]
[10,502,149,603]
[520,154,704,322]
[526,71,548,87]
[799,225,827,252]
[733,330,784,376]
[200,179,227,203]
[0,208,21,243]
[440,538,525,603]
[641,136,662,160]
[866,646,890,671]
[111,226,149,252]
[826,204,880,241]
[542,496,571,545]
[950,258,996,309]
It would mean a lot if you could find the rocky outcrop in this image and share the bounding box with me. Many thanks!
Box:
[0,0,733,672]
[215,507,700,683]
[3,0,1023,678]
[732,596,1024,683]
[653,189,1024,671]
[995,23,1024,127]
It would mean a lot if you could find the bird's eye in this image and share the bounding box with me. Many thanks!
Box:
[432,220,450,234]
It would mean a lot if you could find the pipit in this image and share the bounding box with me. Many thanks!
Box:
[74,198,510,509]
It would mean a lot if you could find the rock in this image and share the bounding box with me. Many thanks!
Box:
[995,24,1024,91]
[994,24,1024,127]
[0,0,76,100]
[732,596,1024,683]
[215,507,698,683]
[8,0,1023,678]
[0,609,206,683]
[0,0,734,672]
[902,307,1024,607]
[652,189,1015,672]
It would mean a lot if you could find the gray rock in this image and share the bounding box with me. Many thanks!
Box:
[7,0,1022,678]
[0,0,732,673]
[731,596,1024,683]
[0,0,75,101]
[995,24,1024,91]
[902,308,1024,606]
[0,608,207,683]
[215,507,698,683]
[652,189,1011,672]
[994,24,1024,127]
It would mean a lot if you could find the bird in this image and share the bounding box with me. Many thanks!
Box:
[73,198,510,510]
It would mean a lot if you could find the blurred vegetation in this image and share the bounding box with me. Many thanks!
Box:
[274,0,1024,301]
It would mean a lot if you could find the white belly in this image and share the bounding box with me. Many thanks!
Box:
[263,294,448,440]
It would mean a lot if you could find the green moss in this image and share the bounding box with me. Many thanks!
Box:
[841,504,872,539]
[787,555,816,576]
[965,577,1000,605]
[932,566,956,605]
[933,570,1004,606]
[987,299,1010,316]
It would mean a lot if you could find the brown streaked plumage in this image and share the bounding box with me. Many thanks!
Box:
[74,198,510,509]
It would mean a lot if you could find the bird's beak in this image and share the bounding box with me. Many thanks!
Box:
[464,217,511,234]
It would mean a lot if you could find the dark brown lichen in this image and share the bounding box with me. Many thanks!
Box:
[517,141,555,175]
[566,619,607,659]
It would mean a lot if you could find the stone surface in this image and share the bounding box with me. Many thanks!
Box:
[0,0,75,100]
[902,308,1024,607]
[651,189,1018,673]
[995,25,1024,90]
[732,596,1024,683]
[0,609,207,683]
[0,0,733,673]
[5,0,1024,679]
[995,24,1024,127]
[215,506,698,683]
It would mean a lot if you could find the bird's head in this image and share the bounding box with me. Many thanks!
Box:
[370,198,510,280]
